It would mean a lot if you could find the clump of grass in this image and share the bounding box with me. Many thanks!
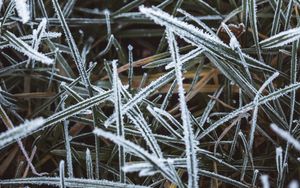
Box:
[0,0,300,187]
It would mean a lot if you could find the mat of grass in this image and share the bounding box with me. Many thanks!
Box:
[0,0,300,187]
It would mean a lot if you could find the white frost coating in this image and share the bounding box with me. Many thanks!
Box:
[276,147,283,176]
[271,124,300,151]
[165,47,204,70]
[123,163,158,176]
[0,177,147,188]
[0,117,45,148]
[14,0,30,24]
[28,18,48,67]
[116,81,163,158]
[166,29,198,188]
[126,110,163,157]
[59,160,65,188]
[33,18,47,50]
[112,60,126,182]
[289,180,299,188]
[0,32,61,50]
[111,60,124,129]
[93,128,175,183]
[248,72,279,151]
[147,106,182,139]
[260,175,270,188]
[260,26,300,48]
[199,82,300,139]
[104,9,111,36]
[85,148,94,179]
[139,6,225,46]
[3,31,53,65]
[177,8,216,36]
[123,163,152,173]
[229,37,240,49]
[139,5,272,72]
[153,107,182,129]
[51,0,90,87]
[104,70,174,127]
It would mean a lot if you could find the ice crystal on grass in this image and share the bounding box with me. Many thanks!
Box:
[260,27,300,49]
[1,0,300,187]
[112,60,126,182]
[85,148,94,179]
[2,30,53,65]
[166,29,198,188]
[0,117,45,149]
[271,124,300,151]
[199,82,300,139]
[0,177,148,188]
[14,0,30,23]
[51,0,90,87]
[260,175,270,188]
[93,128,177,184]
[276,147,284,186]
[59,160,65,188]
[249,72,279,151]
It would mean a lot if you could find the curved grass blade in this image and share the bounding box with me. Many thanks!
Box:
[93,128,177,184]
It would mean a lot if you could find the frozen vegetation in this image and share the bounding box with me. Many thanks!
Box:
[0,0,299,187]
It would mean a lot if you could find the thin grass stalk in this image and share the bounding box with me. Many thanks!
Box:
[51,0,102,178]
[166,29,198,188]
[61,96,73,178]
[59,160,66,188]
[86,148,94,179]
[248,0,263,61]
[112,60,126,183]
[281,40,299,188]
[128,45,134,92]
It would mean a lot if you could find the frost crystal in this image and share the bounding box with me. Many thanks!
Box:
[0,117,45,148]
[271,123,300,151]
[166,29,198,188]
[260,175,270,188]
[276,147,283,176]
[15,0,30,24]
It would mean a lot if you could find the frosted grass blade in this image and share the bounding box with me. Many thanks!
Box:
[51,0,90,86]
[199,82,300,139]
[2,30,53,65]
[14,0,30,23]
[112,60,126,182]
[248,72,279,151]
[0,177,147,188]
[59,160,66,188]
[166,29,198,188]
[139,6,272,71]
[260,175,270,188]
[248,0,263,61]
[86,148,94,179]
[93,128,177,183]
[271,124,300,151]
[260,27,300,49]
[61,97,73,178]
[0,117,45,149]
